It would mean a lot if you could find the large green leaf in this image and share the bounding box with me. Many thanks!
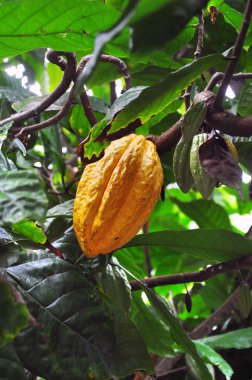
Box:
[0,344,26,380]
[237,80,252,116]
[4,257,152,379]
[108,54,224,134]
[0,0,122,60]
[172,199,232,230]
[130,0,207,55]
[0,279,28,348]
[198,328,252,350]
[126,229,252,262]
[0,169,48,226]
[131,292,174,356]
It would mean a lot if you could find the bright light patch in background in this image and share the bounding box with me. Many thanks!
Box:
[230,213,252,233]
[34,162,42,168]
[29,82,42,96]
[242,172,251,184]
[115,79,123,97]
[225,85,235,99]
[3,58,8,63]
[62,147,67,154]
[5,64,25,79]
[86,88,93,96]
[141,292,149,304]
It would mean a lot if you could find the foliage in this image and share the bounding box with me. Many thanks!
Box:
[1,0,252,379]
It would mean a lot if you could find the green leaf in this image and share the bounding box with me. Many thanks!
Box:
[194,341,233,380]
[11,219,47,244]
[198,328,252,350]
[120,265,212,380]
[171,199,232,230]
[0,279,28,348]
[0,169,48,226]
[237,282,252,318]
[53,226,82,263]
[130,0,207,55]
[108,54,224,134]
[125,229,252,262]
[0,344,26,380]
[0,0,122,60]
[131,292,174,356]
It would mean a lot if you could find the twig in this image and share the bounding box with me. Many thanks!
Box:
[43,240,64,259]
[80,90,97,127]
[206,72,252,91]
[110,81,117,104]
[142,222,152,278]
[184,9,205,110]
[129,255,252,291]
[1,51,76,129]
[213,0,252,108]
[77,54,131,90]
[194,9,204,60]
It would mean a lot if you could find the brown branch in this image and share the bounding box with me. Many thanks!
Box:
[77,54,131,90]
[80,90,97,127]
[142,222,152,278]
[110,81,117,104]
[129,255,252,291]
[214,0,252,108]
[1,51,76,129]
[206,72,252,91]
[206,111,252,136]
[184,9,205,110]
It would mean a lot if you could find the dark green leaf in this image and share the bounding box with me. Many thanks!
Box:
[0,169,48,225]
[46,199,74,219]
[238,282,252,318]
[237,80,252,116]
[0,344,26,380]
[126,229,252,262]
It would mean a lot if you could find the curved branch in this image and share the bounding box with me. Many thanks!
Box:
[77,54,131,90]
[130,255,252,291]
[206,72,252,91]
[1,51,76,128]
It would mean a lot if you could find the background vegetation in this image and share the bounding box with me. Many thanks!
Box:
[1,0,252,379]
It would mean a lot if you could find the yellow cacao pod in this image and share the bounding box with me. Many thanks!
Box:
[73,134,163,258]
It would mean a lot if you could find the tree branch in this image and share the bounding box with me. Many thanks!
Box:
[129,255,252,291]
[77,54,131,90]
[1,51,76,129]
[206,72,252,91]
[80,90,97,127]
[213,0,252,108]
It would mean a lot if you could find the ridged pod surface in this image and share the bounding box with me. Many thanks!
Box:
[73,134,163,258]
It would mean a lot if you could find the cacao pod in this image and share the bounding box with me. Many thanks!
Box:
[73,134,163,258]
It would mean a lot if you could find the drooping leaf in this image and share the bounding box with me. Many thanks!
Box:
[131,292,174,356]
[199,136,243,191]
[120,265,212,380]
[125,229,252,262]
[237,80,252,116]
[0,169,48,226]
[237,282,252,318]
